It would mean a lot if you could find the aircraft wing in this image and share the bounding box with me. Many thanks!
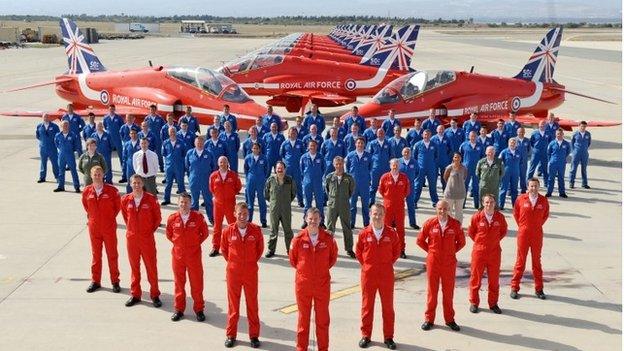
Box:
[266,90,356,111]
[513,114,621,130]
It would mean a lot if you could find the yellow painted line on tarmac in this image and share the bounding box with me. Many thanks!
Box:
[277,267,425,314]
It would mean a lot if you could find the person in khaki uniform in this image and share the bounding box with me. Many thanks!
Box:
[476,146,504,209]
[264,160,296,258]
[325,156,356,258]
[79,138,108,186]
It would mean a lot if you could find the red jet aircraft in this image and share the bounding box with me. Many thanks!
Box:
[257,25,393,65]
[353,27,618,129]
[1,18,266,131]
[219,25,418,113]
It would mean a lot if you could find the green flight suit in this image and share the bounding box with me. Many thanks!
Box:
[476,157,504,207]
[78,152,108,185]
[325,171,356,251]
[264,174,297,253]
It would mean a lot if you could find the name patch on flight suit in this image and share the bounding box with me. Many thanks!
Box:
[536,204,543,210]
[141,204,149,209]
[303,243,310,249]
[523,203,530,208]
[366,237,373,242]
[231,235,238,240]
[203,155,208,159]
[318,242,327,249]
[174,223,181,228]
[247,235,256,241]
[382,237,391,242]
[189,222,196,227]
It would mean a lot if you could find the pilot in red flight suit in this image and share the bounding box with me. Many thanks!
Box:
[355,203,401,350]
[221,202,264,349]
[511,177,550,300]
[81,166,121,294]
[120,174,162,308]
[417,200,465,332]
[209,155,242,257]
[289,207,338,351]
[378,159,411,259]
[467,194,508,314]
[166,192,209,322]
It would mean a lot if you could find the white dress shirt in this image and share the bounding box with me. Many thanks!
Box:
[132,149,159,177]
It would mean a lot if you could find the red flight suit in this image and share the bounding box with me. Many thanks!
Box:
[221,222,264,339]
[378,172,411,251]
[467,210,507,307]
[210,170,242,250]
[166,210,209,313]
[417,216,465,323]
[355,225,401,340]
[289,228,338,351]
[511,193,549,292]
[81,184,121,285]
[121,192,162,299]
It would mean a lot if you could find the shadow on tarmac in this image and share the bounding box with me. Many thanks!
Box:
[459,325,584,351]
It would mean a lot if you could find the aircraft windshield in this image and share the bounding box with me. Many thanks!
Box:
[224,54,284,73]
[373,70,456,104]
[166,66,251,103]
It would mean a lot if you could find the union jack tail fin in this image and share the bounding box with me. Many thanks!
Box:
[60,18,106,74]
[514,27,562,83]
[354,24,393,58]
[360,24,419,71]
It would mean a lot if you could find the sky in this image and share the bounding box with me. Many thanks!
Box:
[0,0,621,20]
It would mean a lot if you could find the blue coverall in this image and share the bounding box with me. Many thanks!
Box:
[422,118,441,134]
[399,156,418,227]
[244,153,270,225]
[262,132,286,170]
[137,130,157,151]
[219,114,238,132]
[146,114,166,171]
[343,133,360,153]
[412,140,439,206]
[381,118,401,136]
[343,114,366,135]
[444,127,465,153]
[300,152,326,221]
[546,139,571,196]
[122,139,141,193]
[491,129,510,157]
[367,138,392,204]
[162,138,187,201]
[180,114,201,135]
[204,138,227,162]
[280,139,305,205]
[103,113,125,171]
[389,136,409,159]
[498,147,521,209]
[516,136,531,192]
[82,123,96,142]
[185,148,215,221]
[54,132,81,190]
[36,122,60,181]
[302,113,325,136]
[431,133,452,189]
[505,121,522,138]
[242,137,266,157]
[91,131,113,183]
[569,131,591,187]
[459,141,483,209]
[527,130,551,185]
[463,120,481,140]
[219,131,241,172]
[320,139,346,175]
[62,113,85,149]
[406,127,423,147]
[345,150,372,227]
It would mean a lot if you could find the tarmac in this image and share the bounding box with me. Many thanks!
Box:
[0,29,621,350]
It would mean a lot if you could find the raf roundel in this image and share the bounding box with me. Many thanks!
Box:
[511,97,521,112]
[345,79,357,91]
[99,90,110,105]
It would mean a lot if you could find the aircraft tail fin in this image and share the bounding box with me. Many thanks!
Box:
[360,24,419,71]
[59,18,106,74]
[514,27,562,83]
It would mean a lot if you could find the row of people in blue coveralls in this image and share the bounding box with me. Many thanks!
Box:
[37,103,592,224]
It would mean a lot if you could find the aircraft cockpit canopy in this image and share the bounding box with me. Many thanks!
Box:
[224,54,284,74]
[374,70,456,104]
[166,66,251,103]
